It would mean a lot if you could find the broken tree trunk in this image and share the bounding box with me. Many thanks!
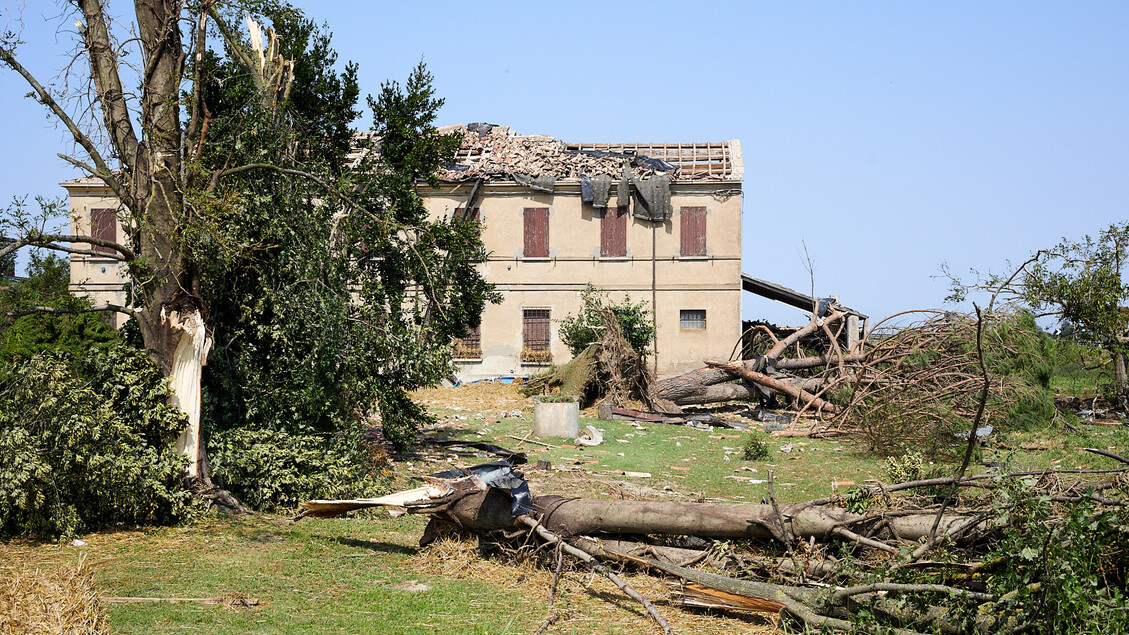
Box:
[706,361,842,414]
[431,491,977,545]
[166,306,212,479]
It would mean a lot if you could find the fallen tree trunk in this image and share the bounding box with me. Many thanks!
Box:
[707,362,842,414]
[653,370,835,407]
[435,491,979,545]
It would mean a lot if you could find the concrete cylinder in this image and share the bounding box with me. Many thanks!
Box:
[533,400,580,439]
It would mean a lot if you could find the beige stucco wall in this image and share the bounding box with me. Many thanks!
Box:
[61,179,129,328]
[421,181,743,379]
[62,176,744,378]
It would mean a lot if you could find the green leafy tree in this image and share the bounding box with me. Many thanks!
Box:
[0,251,118,367]
[1021,222,1129,407]
[559,284,655,356]
[947,222,1129,408]
[1,3,495,507]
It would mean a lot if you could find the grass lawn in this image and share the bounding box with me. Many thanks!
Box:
[5,381,1126,634]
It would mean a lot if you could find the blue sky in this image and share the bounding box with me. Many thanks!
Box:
[2,1,1126,326]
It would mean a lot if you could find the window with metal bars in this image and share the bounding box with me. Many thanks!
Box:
[680,309,707,330]
[522,308,552,363]
[453,324,482,360]
[90,208,117,255]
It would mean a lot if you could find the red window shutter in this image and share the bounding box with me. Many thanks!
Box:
[524,208,549,257]
[601,206,627,257]
[455,207,480,221]
[680,207,706,257]
[90,208,116,254]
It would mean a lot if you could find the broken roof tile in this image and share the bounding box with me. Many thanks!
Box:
[346,124,742,183]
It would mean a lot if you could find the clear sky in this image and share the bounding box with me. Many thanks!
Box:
[2,1,1126,326]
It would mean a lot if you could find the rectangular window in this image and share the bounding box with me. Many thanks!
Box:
[680,309,707,330]
[90,208,116,255]
[522,308,552,363]
[454,207,480,222]
[523,207,549,258]
[453,324,482,359]
[600,205,627,257]
[679,206,706,257]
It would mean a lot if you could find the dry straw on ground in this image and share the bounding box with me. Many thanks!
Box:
[0,558,108,634]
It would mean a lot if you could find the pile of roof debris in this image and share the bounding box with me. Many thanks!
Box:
[297,439,1129,633]
[434,123,682,182]
[348,124,738,222]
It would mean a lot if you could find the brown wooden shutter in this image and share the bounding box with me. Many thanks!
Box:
[680,206,706,257]
[601,205,627,257]
[90,208,116,254]
[455,207,480,221]
[523,208,549,257]
[523,309,551,352]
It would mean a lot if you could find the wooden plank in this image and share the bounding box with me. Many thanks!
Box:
[601,205,627,257]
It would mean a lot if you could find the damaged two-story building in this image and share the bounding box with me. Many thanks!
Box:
[397,124,745,379]
[64,124,746,380]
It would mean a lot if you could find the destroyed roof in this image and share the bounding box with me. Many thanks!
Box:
[345,124,743,183]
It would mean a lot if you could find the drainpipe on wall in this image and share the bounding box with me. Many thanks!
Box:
[651,218,658,377]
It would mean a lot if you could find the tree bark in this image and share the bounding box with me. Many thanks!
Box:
[708,362,841,414]
[437,492,977,544]
[1116,351,1129,411]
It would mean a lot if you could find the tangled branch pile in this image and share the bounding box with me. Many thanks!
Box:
[652,307,1056,454]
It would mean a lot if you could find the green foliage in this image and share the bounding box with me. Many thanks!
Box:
[192,18,497,460]
[1023,222,1129,349]
[0,346,198,539]
[0,236,13,277]
[559,284,655,356]
[883,451,924,483]
[975,488,1129,633]
[742,432,770,461]
[208,426,390,511]
[0,252,118,367]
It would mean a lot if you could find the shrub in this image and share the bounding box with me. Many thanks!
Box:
[884,451,924,483]
[0,346,198,539]
[743,433,771,461]
[208,426,391,511]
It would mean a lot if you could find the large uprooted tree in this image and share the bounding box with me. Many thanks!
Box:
[0,1,495,504]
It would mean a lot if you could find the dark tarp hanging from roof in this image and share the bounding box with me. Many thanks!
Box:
[632,173,673,221]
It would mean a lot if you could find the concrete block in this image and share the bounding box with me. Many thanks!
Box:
[533,400,580,439]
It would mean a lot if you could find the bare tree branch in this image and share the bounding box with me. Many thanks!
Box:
[0,42,124,199]
[8,303,138,320]
[76,0,140,171]
[0,233,136,262]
